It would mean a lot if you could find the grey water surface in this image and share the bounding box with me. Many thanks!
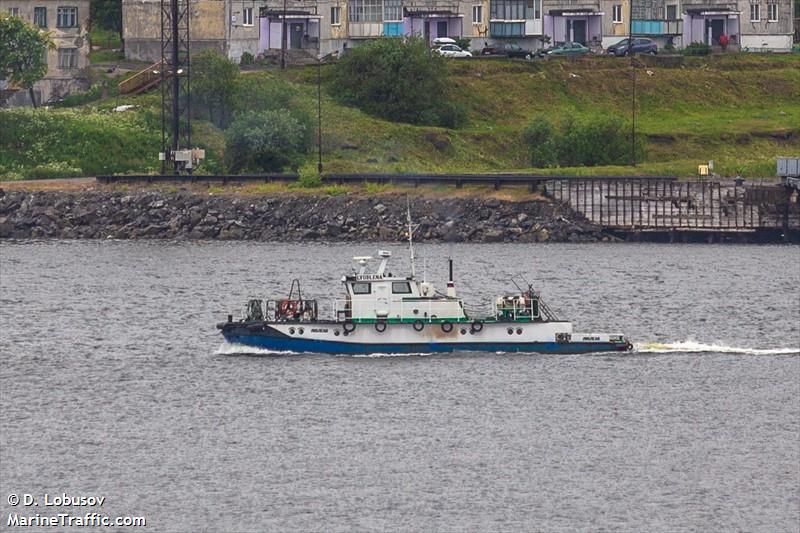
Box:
[1,241,798,532]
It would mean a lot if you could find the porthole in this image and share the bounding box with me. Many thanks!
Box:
[298,328,304,335]
[460,328,467,335]
[507,328,514,335]
[289,327,295,335]
[334,330,340,336]
[516,328,523,335]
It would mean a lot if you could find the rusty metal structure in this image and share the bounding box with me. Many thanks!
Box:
[546,178,800,239]
[160,0,191,174]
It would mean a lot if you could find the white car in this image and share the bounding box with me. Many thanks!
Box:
[435,44,472,58]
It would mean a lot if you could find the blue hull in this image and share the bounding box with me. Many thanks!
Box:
[222,333,630,355]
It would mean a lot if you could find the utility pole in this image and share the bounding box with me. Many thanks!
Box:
[281,0,287,69]
[629,0,636,167]
[317,55,323,175]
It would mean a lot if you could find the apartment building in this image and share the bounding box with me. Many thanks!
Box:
[1,0,90,106]
[120,0,793,63]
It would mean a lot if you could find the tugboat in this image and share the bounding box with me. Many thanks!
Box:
[217,208,633,355]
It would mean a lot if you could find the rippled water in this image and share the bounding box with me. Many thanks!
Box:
[1,241,798,532]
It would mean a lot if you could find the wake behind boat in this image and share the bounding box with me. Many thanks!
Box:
[217,207,632,355]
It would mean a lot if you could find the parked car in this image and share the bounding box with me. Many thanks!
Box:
[481,43,534,59]
[606,38,658,56]
[542,42,591,56]
[435,44,473,58]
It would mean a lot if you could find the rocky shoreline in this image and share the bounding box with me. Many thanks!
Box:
[0,190,604,242]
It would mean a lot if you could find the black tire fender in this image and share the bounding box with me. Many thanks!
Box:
[374,320,387,333]
[441,322,454,333]
[343,321,356,333]
[471,320,484,333]
[413,320,425,332]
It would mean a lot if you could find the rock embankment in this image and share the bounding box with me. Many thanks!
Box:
[0,190,603,242]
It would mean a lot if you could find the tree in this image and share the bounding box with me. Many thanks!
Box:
[224,109,312,173]
[0,13,54,108]
[191,50,240,128]
[90,0,123,50]
[330,36,466,128]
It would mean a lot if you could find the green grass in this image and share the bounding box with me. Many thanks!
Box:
[2,53,798,180]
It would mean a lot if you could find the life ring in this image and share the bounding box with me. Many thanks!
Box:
[343,321,356,333]
[471,320,484,333]
[374,321,387,333]
[413,320,425,332]
[441,322,454,333]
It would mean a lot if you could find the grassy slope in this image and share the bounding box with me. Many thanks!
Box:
[293,54,800,177]
[1,54,798,179]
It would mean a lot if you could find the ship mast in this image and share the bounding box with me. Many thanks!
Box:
[406,197,418,278]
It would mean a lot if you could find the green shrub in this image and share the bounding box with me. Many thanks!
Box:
[232,75,295,117]
[522,114,645,168]
[27,161,83,179]
[192,50,240,128]
[330,36,466,128]
[224,109,312,173]
[454,37,471,51]
[294,164,322,188]
[522,117,557,167]
[683,42,711,56]
[240,51,255,65]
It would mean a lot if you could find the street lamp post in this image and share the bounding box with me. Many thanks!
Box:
[317,54,323,175]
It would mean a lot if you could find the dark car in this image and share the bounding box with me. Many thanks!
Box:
[606,37,658,56]
[481,43,534,59]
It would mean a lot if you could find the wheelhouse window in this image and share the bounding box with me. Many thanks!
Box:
[34,6,47,27]
[749,3,760,22]
[242,7,253,26]
[352,282,371,294]
[472,5,483,24]
[391,282,412,294]
[612,4,623,23]
[57,6,77,27]
[348,0,382,22]
[331,6,341,25]
[767,2,777,21]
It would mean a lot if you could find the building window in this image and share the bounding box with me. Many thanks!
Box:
[666,4,677,19]
[490,21,524,35]
[533,0,541,19]
[490,0,525,20]
[749,3,760,21]
[34,6,47,27]
[8,7,19,16]
[348,0,381,22]
[58,47,78,68]
[56,6,78,27]
[767,2,777,21]
[242,7,253,25]
[384,0,401,21]
[612,4,623,23]
[472,5,483,24]
[330,6,341,25]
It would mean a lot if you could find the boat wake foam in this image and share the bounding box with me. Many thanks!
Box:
[214,343,431,357]
[635,340,799,356]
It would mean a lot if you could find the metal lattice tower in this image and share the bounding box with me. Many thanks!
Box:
[160,0,191,174]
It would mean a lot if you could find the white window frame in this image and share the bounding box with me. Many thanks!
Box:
[766,2,777,21]
[749,3,760,22]
[472,5,483,24]
[56,6,77,28]
[34,6,48,27]
[8,7,19,16]
[58,47,78,68]
[330,6,341,25]
[666,4,677,20]
[612,4,623,23]
[242,7,253,26]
